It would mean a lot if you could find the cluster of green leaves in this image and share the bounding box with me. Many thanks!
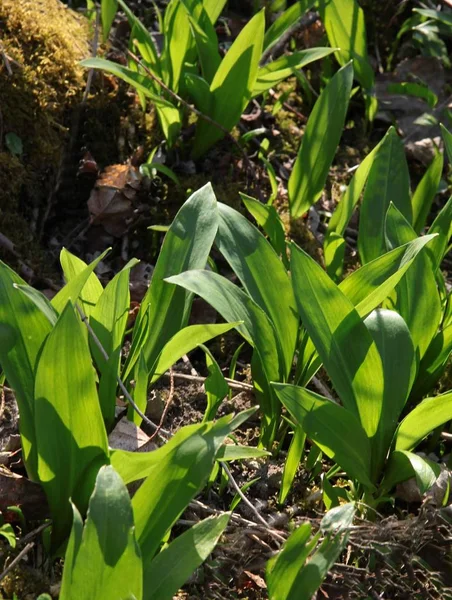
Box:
[82,0,374,156]
[0,185,264,596]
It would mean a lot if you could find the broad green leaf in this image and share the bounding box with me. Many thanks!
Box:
[150,323,238,384]
[412,149,443,233]
[382,450,440,494]
[119,0,160,72]
[0,262,52,480]
[279,426,306,505]
[52,249,110,316]
[184,73,212,114]
[162,0,192,92]
[395,391,452,452]
[253,48,336,97]
[101,0,118,41]
[288,62,353,218]
[427,196,452,271]
[385,203,442,360]
[440,123,452,162]
[193,10,265,157]
[166,270,280,383]
[133,410,254,561]
[290,243,384,440]
[203,0,227,24]
[216,202,297,378]
[34,304,108,549]
[411,325,452,401]
[273,384,374,489]
[138,184,218,372]
[324,232,345,281]
[59,504,84,596]
[358,128,411,264]
[240,193,287,261]
[202,345,229,422]
[364,309,414,477]
[263,0,316,51]
[187,14,221,83]
[90,259,138,369]
[14,284,58,326]
[318,0,374,90]
[387,82,438,108]
[340,235,437,317]
[327,133,386,238]
[144,514,230,600]
[60,466,142,600]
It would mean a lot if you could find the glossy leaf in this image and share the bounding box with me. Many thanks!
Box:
[364,309,414,477]
[288,62,353,218]
[145,514,230,600]
[0,262,53,480]
[318,0,374,89]
[427,196,452,271]
[395,391,452,452]
[382,450,440,494]
[273,383,374,489]
[385,203,441,360]
[279,426,306,505]
[133,410,255,561]
[34,304,108,549]
[150,323,238,384]
[202,345,229,422]
[101,0,118,41]
[216,202,297,378]
[412,149,443,233]
[440,123,452,162]
[263,0,316,51]
[290,243,384,440]
[358,128,411,264]
[253,48,336,96]
[411,325,452,401]
[137,184,218,372]
[240,193,287,261]
[193,11,265,157]
[60,466,142,600]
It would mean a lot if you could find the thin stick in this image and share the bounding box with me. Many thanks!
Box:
[125,47,254,186]
[17,522,51,547]
[260,11,320,65]
[76,305,170,439]
[0,542,34,582]
[220,461,286,543]
[82,9,100,104]
[162,370,253,391]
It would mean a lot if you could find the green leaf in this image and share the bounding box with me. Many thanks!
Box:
[60,466,142,600]
[14,285,58,326]
[440,123,452,163]
[184,73,212,114]
[187,14,221,83]
[0,262,53,480]
[145,514,229,600]
[150,323,238,384]
[387,81,438,108]
[411,325,452,401]
[253,48,336,97]
[324,232,345,281]
[133,411,253,561]
[364,309,414,477]
[240,193,287,262]
[382,450,440,494]
[263,0,316,51]
[427,196,452,271]
[34,304,108,549]
[52,249,110,316]
[358,128,411,264]
[0,523,16,548]
[318,0,374,89]
[119,0,160,72]
[290,243,384,440]
[203,0,227,25]
[327,133,386,238]
[101,0,118,41]
[137,184,218,373]
[162,0,193,93]
[202,345,229,422]
[395,391,452,452]
[273,384,374,489]
[216,444,271,461]
[385,203,441,360]
[412,150,443,233]
[216,202,297,378]
[193,10,265,157]
[5,132,23,156]
[288,62,353,218]
[279,426,306,505]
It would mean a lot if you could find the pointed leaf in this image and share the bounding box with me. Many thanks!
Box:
[289,62,353,218]
[412,149,443,233]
